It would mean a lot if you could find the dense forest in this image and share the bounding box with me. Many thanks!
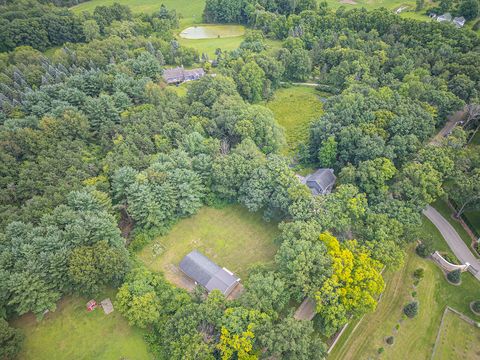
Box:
[1,0,479,359]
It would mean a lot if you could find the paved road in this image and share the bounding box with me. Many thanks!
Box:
[423,205,480,280]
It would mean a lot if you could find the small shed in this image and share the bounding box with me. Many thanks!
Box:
[101,298,114,315]
[179,250,240,296]
[453,16,466,28]
[302,168,337,195]
[86,299,97,312]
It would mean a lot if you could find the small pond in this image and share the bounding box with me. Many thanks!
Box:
[179,25,245,39]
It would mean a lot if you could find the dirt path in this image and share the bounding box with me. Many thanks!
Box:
[430,109,466,145]
[294,297,316,320]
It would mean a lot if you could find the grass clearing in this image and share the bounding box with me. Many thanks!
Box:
[265,86,326,154]
[329,216,480,360]
[71,0,206,27]
[178,35,245,58]
[11,290,151,360]
[433,309,480,360]
[177,29,280,58]
[166,82,190,97]
[137,205,279,284]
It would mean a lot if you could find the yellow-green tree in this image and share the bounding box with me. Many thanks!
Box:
[315,233,385,336]
[217,325,257,360]
[216,307,268,360]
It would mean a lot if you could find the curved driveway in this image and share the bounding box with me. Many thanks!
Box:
[423,205,480,280]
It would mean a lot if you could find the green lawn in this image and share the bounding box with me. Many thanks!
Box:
[464,210,480,238]
[177,28,281,58]
[265,86,326,154]
[166,82,190,97]
[329,218,480,359]
[71,0,206,27]
[433,309,480,360]
[177,25,245,57]
[178,35,245,58]
[11,290,151,360]
[137,205,279,284]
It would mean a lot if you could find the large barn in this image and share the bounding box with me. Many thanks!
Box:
[179,250,240,296]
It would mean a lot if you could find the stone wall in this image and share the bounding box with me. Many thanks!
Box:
[431,251,470,272]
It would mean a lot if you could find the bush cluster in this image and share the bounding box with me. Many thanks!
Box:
[413,268,424,280]
[403,301,419,318]
[415,243,432,258]
[472,300,480,314]
[447,269,461,284]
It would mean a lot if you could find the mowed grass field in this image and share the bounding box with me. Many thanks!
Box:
[433,310,480,360]
[137,205,279,284]
[329,227,480,359]
[178,36,244,58]
[177,27,282,58]
[71,0,206,26]
[265,86,326,154]
[11,290,151,360]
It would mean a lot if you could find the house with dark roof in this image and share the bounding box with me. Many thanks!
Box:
[179,250,240,296]
[163,66,205,84]
[297,168,336,195]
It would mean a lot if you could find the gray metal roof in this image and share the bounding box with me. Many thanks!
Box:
[163,67,205,83]
[305,168,336,195]
[179,250,239,294]
[453,16,466,27]
[437,13,452,22]
[163,67,184,82]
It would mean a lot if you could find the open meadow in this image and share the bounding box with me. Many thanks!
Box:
[12,290,151,360]
[71,0,206,26]
[265,86,326,154]
[70,0,432,24]
[137,205,279,285]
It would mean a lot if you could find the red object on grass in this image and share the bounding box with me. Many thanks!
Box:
[86,299,97,311]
